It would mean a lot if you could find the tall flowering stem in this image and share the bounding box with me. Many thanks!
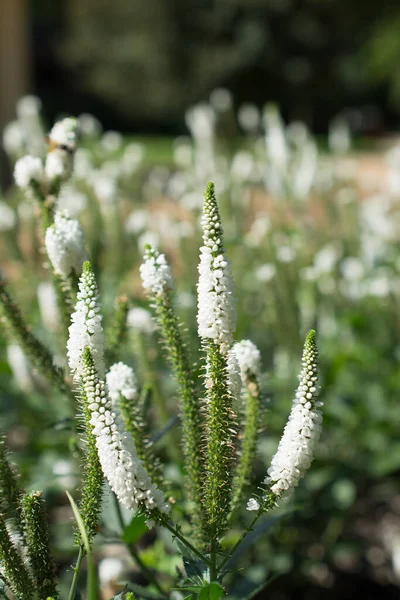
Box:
[197,183,237,562]
[265,330,321,498]
[0,274,70,398]
[140,246,203,526]
[21,491,58,599]
[0,514,35,599]
[230,340,262,515]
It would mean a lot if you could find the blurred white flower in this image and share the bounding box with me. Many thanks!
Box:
[255,263,276,282]
[16,95,42,118]
[341,257,365,281]
[57,185,88,216]
[7,344,34,392]
[0,202,16,231]
[209,87,233,112]
[276,245,296,263]
[231,151,255,182]
[99,558,125,585]
[328,117,351,154]
[313,244,339,275]
[125,209,148,234]
[137,231,160,251]
[37,282,59,332]
[2,121,25,156]
[127,307,155,334]
[78,113,102,138]
[101,130,123,153]
[185,104,215,140]
[238,103,260,132]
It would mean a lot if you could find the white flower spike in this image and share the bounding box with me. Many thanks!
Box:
[265,330,322,498]
[233,340,261,384]
[67,262,104,378]
[45,211,87,278]
[82,348,169,518]
[140,246,173,296]
[197,182,236,353]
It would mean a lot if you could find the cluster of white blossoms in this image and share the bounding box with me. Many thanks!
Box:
[13,118,78,189]
[45,211,87,278]
[233,340,261,383]
[106,362,138,405]
[67,263,105,378]
[45,118,78,181]
[14,155,44,188]
[197,183,236,353]
[265,331,322,498]
[82,353,169,518]
[140,246,174,295]
[48,118,77,150]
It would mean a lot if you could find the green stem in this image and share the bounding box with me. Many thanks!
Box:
[210,528,217,581]
[217,509,263,575]
[68,546,84,600]
[162,521,211,566]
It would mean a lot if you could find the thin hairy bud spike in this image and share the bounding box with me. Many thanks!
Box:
[0,514,35,599]
[21,491,59,599]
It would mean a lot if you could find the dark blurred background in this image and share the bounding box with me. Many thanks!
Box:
[3,0,400,135]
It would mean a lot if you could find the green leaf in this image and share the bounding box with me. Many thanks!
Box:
[198,582,225,600]
[182,596,194,600]
[66,491,90,554]
[122,513,148,544]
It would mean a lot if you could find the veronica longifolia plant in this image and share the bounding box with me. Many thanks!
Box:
[0,127,324,600]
